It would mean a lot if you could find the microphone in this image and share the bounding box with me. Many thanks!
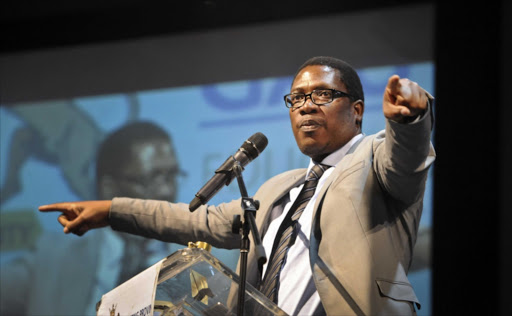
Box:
[189,132,268,212]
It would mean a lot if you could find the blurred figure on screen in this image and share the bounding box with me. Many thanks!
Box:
[0,121,181,316]
[94,121,181,285]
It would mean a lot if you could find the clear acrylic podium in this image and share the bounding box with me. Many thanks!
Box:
[97,242,288,316]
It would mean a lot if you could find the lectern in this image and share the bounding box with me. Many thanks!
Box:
[96,242,287,316]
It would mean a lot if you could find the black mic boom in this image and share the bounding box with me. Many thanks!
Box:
[189,132,268,212]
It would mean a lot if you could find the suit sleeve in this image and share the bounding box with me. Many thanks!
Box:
[109,198,243,249]
[373,100,436,204]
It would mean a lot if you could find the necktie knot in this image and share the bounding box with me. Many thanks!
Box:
[306,163,330,181]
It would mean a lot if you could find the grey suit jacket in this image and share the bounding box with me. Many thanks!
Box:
[110,113,435,315]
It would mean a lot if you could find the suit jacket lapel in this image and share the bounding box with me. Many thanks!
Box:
[311,134,367,221]
[308,135,372,315]
[258,170,307,238]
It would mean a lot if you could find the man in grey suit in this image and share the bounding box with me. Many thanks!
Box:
[40,56,435,315]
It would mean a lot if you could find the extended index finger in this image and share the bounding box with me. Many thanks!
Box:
[39,202,74,213]
[386,75,401,97]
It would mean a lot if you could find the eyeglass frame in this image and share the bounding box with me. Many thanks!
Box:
[283,89,354,109]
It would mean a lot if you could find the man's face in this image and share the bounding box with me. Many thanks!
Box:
[289,65,363,161]
[114,139,179,201]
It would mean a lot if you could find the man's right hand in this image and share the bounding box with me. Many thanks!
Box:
[39,200,112,236]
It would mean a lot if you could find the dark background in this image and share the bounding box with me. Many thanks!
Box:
[1,0,434,54]
[2,1,510,315]
[433,2,511,316]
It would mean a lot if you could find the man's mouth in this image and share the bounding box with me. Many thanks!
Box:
[299,119,323,132]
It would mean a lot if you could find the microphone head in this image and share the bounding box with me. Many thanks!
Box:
[242,132,268,160]
[189,132,268,212]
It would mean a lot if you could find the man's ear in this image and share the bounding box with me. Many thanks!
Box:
[98,175,118,200]
[353,100,364,126]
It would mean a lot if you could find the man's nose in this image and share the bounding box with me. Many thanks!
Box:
[301,96,318,112]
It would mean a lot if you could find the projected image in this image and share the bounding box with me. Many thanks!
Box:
[0,62,434,316]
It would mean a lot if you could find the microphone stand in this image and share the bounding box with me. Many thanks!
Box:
[231,161,267,316]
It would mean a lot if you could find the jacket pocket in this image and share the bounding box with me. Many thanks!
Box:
[376,278,421,310]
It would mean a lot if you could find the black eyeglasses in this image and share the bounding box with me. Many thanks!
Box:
[284,89,353,109]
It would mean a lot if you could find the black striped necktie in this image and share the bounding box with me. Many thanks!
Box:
[260,163,330,304]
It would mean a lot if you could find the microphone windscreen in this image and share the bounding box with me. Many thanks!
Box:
[243,132,268,160]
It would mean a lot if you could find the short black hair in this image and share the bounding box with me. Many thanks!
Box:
[295,56,365,102]
[95,121,172,182]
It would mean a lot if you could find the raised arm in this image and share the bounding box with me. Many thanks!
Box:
[374,75,435,204]
[39,199,242,249]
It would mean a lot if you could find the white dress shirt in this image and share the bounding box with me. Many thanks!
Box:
[261,134,363,315]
